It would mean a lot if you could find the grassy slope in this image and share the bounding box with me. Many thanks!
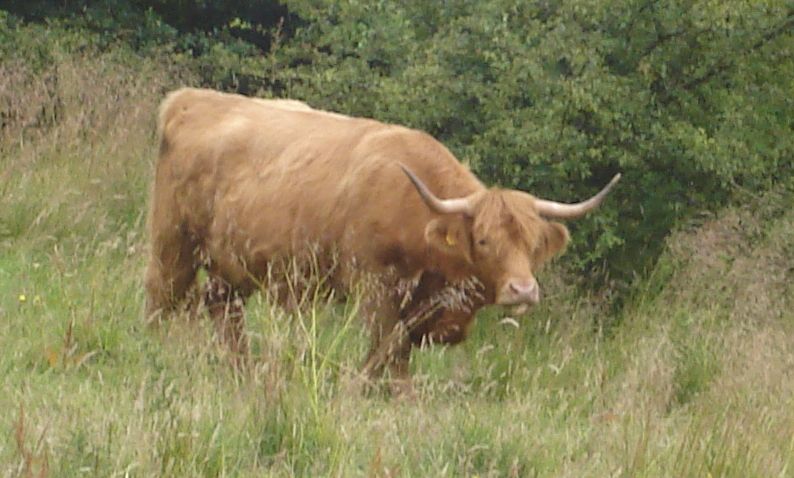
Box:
[1,47,793,478]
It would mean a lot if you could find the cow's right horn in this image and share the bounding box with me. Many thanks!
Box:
[400,164,473,215]
[534,173,621,219]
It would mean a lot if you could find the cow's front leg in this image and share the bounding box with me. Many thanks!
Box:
[361,297,415,397]
[203,276,249,360]
[386,328,414,398]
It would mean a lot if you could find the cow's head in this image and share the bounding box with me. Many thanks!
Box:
[402,165,620,308]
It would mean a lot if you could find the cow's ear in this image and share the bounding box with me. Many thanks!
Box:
[535,221,570,265]
[425,217,473,264]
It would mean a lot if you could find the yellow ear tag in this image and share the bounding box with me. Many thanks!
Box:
[445,232,457,246]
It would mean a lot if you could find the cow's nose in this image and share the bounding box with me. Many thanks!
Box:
[508,279,540,304]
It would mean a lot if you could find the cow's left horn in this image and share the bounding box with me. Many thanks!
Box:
[534,173,621,219]
[400,164,473,215]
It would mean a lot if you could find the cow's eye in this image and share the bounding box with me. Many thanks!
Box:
[477,239,487,247]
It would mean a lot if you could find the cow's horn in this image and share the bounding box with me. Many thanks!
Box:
[534,173,621,219]
[400,164,473,215]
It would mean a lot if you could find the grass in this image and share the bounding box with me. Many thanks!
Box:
[1,37,793,477]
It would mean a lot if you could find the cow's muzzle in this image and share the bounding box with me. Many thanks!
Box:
[496,278,540,307]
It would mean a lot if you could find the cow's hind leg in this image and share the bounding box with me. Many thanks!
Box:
[203,276,249,359]
[145,224,199,322]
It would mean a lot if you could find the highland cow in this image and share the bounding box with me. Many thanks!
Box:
[145,88,620,394]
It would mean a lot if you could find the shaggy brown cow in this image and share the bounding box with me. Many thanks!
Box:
[145,87,620,394]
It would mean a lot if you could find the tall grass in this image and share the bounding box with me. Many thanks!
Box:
[2,28,793,477]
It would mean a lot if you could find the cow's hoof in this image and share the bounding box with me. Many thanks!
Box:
[389,379,417,401]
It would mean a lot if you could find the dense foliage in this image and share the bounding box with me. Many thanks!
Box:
[3,0,793,286]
